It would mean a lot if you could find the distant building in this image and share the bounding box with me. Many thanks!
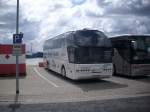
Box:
[26,51,43,58]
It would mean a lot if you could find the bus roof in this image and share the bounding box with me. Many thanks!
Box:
[45,31,74,41]
[45,29,105,42]
[110,35,150,41]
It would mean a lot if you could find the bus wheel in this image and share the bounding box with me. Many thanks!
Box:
[47,61,49,69]
[61,66,66,77]
[113,64,116,76]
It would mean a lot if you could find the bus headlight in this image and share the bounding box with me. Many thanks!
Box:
[76,69,90,72]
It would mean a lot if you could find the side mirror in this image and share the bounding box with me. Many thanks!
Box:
[131,40,137,50]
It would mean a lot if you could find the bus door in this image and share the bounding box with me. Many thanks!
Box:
[113,40,124,74]
[122,40,132,75]
[115,40,131,75]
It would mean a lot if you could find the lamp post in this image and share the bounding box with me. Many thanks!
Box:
[16,0,19,94]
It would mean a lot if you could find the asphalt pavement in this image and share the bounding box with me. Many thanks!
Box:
[0,59,150,111]
[0,96,150,112]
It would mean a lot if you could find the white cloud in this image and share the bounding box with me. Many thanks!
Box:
[28,0,104,51]
[0,0,150,51]
[20,0,72,22]
[17,0,150,51]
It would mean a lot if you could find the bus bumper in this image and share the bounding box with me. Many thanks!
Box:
[131,64,150,76]
[72,73,112,80]
[72,63,113,80]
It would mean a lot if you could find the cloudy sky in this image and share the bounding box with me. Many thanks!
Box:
[0,0,150,52]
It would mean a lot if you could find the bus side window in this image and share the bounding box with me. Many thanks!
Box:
[66,34,74,46]
[61,38,66,48]
[67,47,75,63]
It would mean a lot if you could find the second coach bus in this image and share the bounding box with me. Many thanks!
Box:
[43,29,113,80]
[111,35,150,76]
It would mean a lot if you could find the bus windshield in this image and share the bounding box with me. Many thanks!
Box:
[146,38,150,55]
[132,38,150,60]
[74,30,112,47]
[68,47,112,64]
[132,39,146,51]
[67,30,112,64]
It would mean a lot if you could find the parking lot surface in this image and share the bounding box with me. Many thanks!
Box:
[0,96,150,112]
[0,59,150,111]
[0,65,150,104]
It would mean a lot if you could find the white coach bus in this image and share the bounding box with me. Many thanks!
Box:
[111,35,150,76]
[43,29,113,80]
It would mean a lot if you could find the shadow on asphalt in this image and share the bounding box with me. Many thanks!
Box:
[46,69,128,92]
[0,76,26,80]
[114,74,150,83]
[74,80,127,92]
[1,96,150,112]
[9,94,21,112]
[132,76,150,83]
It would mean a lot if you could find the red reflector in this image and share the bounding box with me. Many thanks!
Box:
[39,62,44,67]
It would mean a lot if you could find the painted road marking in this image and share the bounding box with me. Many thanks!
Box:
[34,67,59,87]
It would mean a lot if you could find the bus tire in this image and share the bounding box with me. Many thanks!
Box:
[61,66,66,77]
[47,61,49,69]
[113,64,116,76]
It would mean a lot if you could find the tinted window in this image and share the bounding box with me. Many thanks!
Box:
[74,30,111,47]
[68,47,112,64]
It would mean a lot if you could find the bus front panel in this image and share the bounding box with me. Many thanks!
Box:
[74,63,113,79]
